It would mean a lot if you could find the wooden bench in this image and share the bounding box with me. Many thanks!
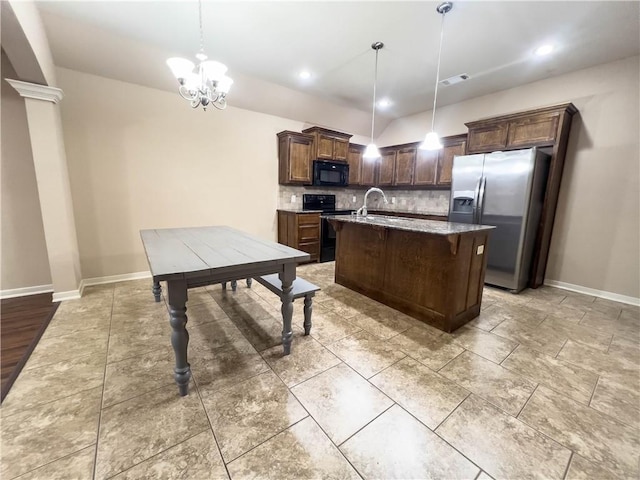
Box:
[253,274,320,335]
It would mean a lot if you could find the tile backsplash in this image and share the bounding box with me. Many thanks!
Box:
[279,186,450,215]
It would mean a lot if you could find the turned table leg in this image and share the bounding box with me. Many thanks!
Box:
[167,279,190,396]
[231,280,238,292]
[246,278,253,288]
[279,265,295,355]
[152,281,162,302]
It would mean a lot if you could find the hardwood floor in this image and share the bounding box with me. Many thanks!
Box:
[1,293,59,402]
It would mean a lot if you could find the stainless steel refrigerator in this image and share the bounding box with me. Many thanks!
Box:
[449,148,551,292]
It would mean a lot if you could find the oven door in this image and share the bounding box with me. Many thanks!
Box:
[320,216,337,262]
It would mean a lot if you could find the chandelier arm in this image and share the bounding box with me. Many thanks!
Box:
[178,85,199,101]
[430,8,447,133]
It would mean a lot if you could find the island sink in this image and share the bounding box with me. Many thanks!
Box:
[327,215,495,333]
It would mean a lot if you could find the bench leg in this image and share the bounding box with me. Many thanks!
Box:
[303,295,313,335]
[231,280,238,292]
[152,281,162,302]
[246,278,252,288]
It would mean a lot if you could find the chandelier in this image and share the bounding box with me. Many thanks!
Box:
[420,2,452,150]
[166,0,233,110]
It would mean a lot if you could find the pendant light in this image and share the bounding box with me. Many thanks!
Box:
[420,2,452,150]
[363,42,384,159]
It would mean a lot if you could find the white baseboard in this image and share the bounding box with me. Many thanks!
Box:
[544,279,640,307]
[0,284,53,299]
[82,271,151,287]
[52,288,82,302]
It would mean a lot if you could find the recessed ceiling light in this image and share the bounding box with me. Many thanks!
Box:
[377,98,392,109]
[534,44,554,56]
[299,70,312,79]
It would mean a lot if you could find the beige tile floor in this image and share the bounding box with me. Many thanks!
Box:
[2,262,639,480]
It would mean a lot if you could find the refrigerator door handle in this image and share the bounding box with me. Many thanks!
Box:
[477,176,487,224]
[472,177,482,224]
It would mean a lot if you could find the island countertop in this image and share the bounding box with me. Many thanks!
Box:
[323,214,495,235]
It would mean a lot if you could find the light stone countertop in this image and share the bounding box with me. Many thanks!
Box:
[322,214,495,235]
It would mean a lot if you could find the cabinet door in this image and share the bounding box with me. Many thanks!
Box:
[437,141,466,186]
[507,113,559,148]
[393,146,416,185]
[286,136,312,183]
[333,138,349,161]
[317,134,335,159]
[361,156,376,186]
[413,149,438,185]
[467,124,508,154]
[377,149,396,186]
[347,145,363,185]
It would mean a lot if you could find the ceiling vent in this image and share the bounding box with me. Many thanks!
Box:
[440,73,470,86]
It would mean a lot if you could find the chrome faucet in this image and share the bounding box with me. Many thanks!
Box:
[356,187,388,216]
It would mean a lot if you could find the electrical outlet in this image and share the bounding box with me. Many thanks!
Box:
[291,194,296,203]
[352,196,357,203]
[477,245,484,255]
[391,197,396,204]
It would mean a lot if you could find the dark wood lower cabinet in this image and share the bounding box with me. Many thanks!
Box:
[331,220,491,332]
[277,211,320,263]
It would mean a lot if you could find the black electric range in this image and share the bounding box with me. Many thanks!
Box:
[303,194,354,262]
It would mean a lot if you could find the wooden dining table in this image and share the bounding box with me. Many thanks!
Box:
[140,226,310,396]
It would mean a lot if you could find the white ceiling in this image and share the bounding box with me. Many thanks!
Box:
[36,1,639,124]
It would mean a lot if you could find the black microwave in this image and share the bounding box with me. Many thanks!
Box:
[312,160,349,187]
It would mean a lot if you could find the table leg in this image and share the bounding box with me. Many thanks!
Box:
[246,278,253,288]
[231,280,238,292]
[152,281,162,302]
[303,294,313,335]
[279,264,295,355]
[168,279,190,396]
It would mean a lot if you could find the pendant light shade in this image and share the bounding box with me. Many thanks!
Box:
[420,2,452,150]
[363,41,384,159]
[363,143,381,158]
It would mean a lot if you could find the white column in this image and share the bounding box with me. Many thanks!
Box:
[6,79,82,301]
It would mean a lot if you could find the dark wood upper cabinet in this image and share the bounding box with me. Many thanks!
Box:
[347,143,364,186]
[302,126,352,162]
[394,145,416,186]
[437,135,467,186]
[277,131,313,185]
[361,153,376,186]
[465,105,569,154]
[377,148,396,186]
[413,148,438,186]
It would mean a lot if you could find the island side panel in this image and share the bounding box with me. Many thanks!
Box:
[382,229,451,329]
[334,222,387,293]
[448,231,491,331]
[333,221,491,332]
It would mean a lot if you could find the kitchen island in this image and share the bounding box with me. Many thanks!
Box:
[326,215,495,332]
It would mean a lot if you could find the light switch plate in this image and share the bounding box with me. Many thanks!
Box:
[291,194,296,203]
[391,197,396,204]
[352,196,357,203]
[477,245,484,255]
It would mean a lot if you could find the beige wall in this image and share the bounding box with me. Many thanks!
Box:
[56,67,330,279]
[379,56,640,299]
[1,51,51,290]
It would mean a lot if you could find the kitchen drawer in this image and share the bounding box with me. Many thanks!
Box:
[298,224,320,242]
[297,213,320,225]
[298,241,320,257]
